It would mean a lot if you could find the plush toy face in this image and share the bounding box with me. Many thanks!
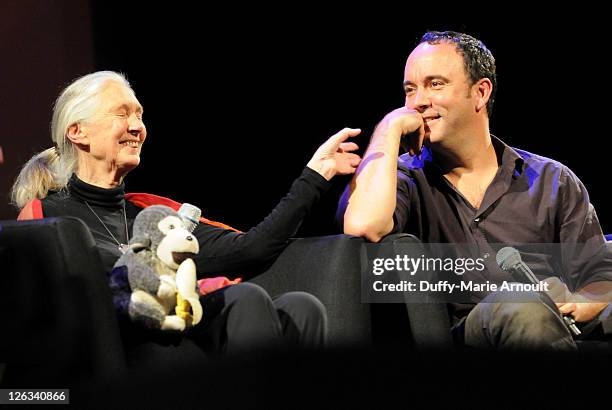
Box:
[114,204,202,332]
[156,215,199,269]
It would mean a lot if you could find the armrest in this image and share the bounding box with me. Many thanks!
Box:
[251,232,454,349]
[250,234,371,346]
[0,217,127,385]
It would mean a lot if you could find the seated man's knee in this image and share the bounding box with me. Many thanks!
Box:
[475,290,561,327]
[466,290,575,350]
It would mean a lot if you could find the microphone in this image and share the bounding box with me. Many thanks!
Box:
[496,246,581,336]
[177,203,201,233]
[496,247,540,284]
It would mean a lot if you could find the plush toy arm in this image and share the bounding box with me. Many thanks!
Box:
[158,275,178,301]
[124,253,162,295]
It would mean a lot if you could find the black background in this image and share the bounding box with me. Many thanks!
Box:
[5,3,609,234]
[89,7,611,235]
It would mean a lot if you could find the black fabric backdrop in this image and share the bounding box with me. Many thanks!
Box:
[86,8,612,236]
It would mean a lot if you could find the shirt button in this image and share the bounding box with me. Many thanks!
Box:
[474,217,481,223]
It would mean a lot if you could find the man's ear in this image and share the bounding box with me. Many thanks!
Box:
[66,123,89,147]
[474,78,493,113]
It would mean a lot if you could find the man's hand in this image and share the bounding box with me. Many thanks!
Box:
[557,281,612,322]
[307,128,362,180]
[556,288,608,323]
[557,301,608,323]
[543,276,608,322]
[381,107,425,157]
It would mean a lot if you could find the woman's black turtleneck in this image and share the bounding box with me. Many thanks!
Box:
[42,174,141,272]
[42,168,331,278]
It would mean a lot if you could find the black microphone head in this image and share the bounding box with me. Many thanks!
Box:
[496,246,522,271]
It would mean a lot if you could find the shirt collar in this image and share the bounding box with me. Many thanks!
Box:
[490,134,525,178]
[398,134,525,177]
[67,173,126,208]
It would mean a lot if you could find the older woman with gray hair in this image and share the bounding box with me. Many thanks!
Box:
[12,70,362,354]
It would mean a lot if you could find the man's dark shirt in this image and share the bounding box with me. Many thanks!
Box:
[390,135,612,297]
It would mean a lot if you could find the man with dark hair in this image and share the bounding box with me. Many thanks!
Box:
[420,31,497,117]
[341,31,611,350]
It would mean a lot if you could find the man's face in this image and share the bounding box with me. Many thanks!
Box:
[403,42,477,145]
[81,81,147,174]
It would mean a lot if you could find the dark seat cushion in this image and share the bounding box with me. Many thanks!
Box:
[0,217,127,384]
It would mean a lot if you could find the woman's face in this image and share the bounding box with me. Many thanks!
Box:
[80,81,147,176]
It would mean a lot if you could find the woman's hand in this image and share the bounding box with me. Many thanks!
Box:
[307,128,362,181]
